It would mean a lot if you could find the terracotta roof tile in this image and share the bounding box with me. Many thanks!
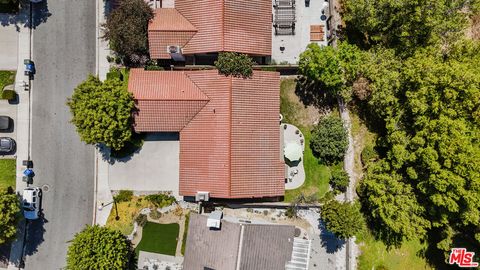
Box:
[129,70,284,199]
[128,69,209,132]
[149,8,197,32]
[175,0,224,54]
[223,0,272,55]
[148,9,197,59]
[149,0,272,58]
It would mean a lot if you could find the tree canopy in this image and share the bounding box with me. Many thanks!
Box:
[66,225,132,270]
[0,188,20,245]
[310,115,348,164]
[342,0,480,54]
[67,76,135,151]
[103,0,154,66]
[298,42,364,100]
[357,42,480,255]
[329,168,349,193]
[214,52,254,78]
[321,200,364,239]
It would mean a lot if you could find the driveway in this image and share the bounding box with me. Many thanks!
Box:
[24,0,96,269]
[0,14,18,70]
[0,99,16,158]
[109,133,180,197]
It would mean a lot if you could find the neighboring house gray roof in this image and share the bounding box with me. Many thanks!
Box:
[183,214,295,270]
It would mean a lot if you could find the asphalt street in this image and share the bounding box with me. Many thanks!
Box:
[24,0,96,269]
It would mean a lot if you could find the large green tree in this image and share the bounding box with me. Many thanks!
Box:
[321,200,364,239]
[342,0,480,53]
[103,0,154,66]
[298,42,364,100]
[0,188,20,245]
[310,115,348,164]
[66,225,132,270]
[68,76,135,151]
[359,41,480,256]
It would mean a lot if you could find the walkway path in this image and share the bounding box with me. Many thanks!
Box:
[338,99,359,270]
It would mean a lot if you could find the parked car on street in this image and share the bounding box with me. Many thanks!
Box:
[30,0,43,3]
[0,116,11,131]
[22,187,42,220]
[0,137,15,154]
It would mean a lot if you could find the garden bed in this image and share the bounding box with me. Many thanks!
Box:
[0,71,15,92]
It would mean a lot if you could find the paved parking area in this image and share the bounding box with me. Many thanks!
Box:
[109,133,180,197]
[0,15,18,70]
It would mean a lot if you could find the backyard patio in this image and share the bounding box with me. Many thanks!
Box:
[282,123,306,190]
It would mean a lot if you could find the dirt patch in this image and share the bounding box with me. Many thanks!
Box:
[467,14,480,40]
[281,78,323,127]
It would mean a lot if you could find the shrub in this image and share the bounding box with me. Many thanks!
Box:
[361,144,378,166]
[114,190,133,203]
[67,76,135,150]
[1,89,16,100]
[106,67,123,81]
[321,200,364,239]
[145,193,176,208]
[214,52,254,78]
[149,208,161,220]
[144,65,164,71]
[66,225,132,270]
[135,214,147,227]
[330,168,349,193]
[310,115,348,164]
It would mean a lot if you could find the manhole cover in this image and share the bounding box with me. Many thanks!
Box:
[42,184,50,193]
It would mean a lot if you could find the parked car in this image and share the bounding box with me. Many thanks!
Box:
[0,137,15,154]
[30,0,43,3]
[22,187,42,220]
[0,116,11,131]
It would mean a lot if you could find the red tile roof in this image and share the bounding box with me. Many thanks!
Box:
[129,69,209,132]
[128,69,284,199]
[148,9,197,59]
[148,0,272,59]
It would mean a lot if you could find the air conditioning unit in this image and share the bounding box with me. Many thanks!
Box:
[167,45,181,54]
[195,191,210,202]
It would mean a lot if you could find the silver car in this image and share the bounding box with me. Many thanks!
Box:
[0,137,15,154]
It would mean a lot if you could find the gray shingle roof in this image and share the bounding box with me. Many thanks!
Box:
[183,214,295,270]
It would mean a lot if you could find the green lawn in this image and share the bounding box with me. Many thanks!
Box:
[0,159,16,190]
[0,71,16,92]
[280,79,331,202]
[357,229,432,270]
[136,222,179,256]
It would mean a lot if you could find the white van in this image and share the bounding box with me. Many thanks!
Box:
[22,187,41,220]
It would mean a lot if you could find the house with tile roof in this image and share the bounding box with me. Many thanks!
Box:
[128,69,284,199]
[147,0,272,64]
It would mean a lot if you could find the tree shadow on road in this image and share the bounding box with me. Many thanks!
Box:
[23,217,47,257]
[0,0,51,30]
[318,219,345,254]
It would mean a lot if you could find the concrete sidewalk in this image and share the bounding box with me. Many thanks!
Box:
[7,2,32,269]
[93,0,113,226]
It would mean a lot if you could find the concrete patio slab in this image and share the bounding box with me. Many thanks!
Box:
[282,123,306,190]
[108,133,180,197]
[272,0,329,64]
